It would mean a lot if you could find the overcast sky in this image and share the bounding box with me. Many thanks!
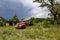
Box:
[0,0,59,20]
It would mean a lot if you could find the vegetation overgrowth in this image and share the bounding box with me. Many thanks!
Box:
[0,23,60,40]
[0,0,60,40]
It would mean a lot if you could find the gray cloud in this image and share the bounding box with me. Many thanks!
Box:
[0,0,33,20]
[0,0,50,20]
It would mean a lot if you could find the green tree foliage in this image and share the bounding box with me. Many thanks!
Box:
[0,21,6,26]
[33,0,60,25]
[9,15,19,23]
[21,18,25,21]
[57,13,60,24]
[0,17,7,22]
[36,18,45,22]
[29,17,45,23]
[29,17,36,23]
[0,17,6,26]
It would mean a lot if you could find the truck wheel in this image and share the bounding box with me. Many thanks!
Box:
[22,25,26,29]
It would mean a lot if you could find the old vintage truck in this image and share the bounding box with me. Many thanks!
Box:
[15,21,33,29]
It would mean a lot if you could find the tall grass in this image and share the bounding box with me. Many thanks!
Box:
[0,23,60,40]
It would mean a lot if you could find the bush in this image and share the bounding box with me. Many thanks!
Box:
[42,20,51,28]
[0,21,6,26]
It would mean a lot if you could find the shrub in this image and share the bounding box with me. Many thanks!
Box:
[42,20,51,28]
[0,21,6,26]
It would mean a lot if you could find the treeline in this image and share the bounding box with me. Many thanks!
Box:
[0,15,19,26]
[0,15,60,26]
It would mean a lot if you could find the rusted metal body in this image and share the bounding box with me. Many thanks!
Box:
[15,21,30,29]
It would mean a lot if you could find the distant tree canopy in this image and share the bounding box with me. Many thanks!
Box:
[0,21,6,26]
[9,15,19,23]
[57,13,60,24]
[29,17,37,23]
[33,0,60,25]
[29,17,46,23]
[0,17,6,26]
[21,18,25,21]
[0,17,7,22]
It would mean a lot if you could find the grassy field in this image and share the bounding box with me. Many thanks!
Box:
[0,23,60,40]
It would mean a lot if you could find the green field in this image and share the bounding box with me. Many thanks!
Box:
[0,23,60,40]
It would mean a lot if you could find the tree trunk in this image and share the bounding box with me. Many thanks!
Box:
[54,14,57,26]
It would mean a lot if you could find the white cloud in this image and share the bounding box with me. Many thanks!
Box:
[0,0,49,19]
[30,7,49,18]
[20,0,49,18]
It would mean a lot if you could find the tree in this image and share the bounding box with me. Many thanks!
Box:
[9,15,19,24]
[0,17,6,26]
[57,12,60,24]
[0,21,6,26]
[0,17,7,22]
[29,17,36,23]
[34,0,60,25]
[21,18,25,21]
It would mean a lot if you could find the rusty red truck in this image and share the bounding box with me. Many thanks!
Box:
[15,21,30,29]
[15,21,34,29]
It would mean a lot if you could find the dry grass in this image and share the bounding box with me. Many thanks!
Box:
[0,23,60,40]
